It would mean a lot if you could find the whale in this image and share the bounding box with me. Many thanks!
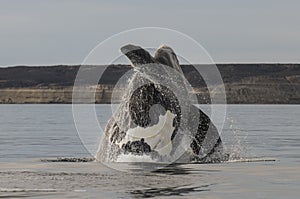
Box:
[96,44,226,163]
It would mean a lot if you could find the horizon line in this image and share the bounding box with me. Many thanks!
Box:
[1,62,300,68]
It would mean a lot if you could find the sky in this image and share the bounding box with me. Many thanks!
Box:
[0,0,300,66]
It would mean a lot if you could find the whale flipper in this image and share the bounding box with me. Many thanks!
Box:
[154,45,183,74]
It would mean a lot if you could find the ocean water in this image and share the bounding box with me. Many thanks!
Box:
[0,105,299,198]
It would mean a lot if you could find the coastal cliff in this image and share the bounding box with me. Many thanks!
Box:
[0,64,299,104]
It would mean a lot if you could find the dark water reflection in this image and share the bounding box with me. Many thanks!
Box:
[127,163,218,198]
[152,164,194,175]
[129,184,212,198]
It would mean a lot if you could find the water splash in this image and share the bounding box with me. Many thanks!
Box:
[223,117,250,161]
[116,154,156,163]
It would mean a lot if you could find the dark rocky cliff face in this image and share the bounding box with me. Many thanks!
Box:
[0,64,299,104]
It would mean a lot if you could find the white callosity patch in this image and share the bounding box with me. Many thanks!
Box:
[116,110,176,156]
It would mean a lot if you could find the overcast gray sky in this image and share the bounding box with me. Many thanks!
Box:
[0,0,299,66]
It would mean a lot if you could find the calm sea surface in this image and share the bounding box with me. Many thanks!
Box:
[0,105,299,198]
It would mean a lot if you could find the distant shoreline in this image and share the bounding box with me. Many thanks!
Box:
[0,64,299,104]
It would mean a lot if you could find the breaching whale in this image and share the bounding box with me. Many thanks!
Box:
[96,44,226,163]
